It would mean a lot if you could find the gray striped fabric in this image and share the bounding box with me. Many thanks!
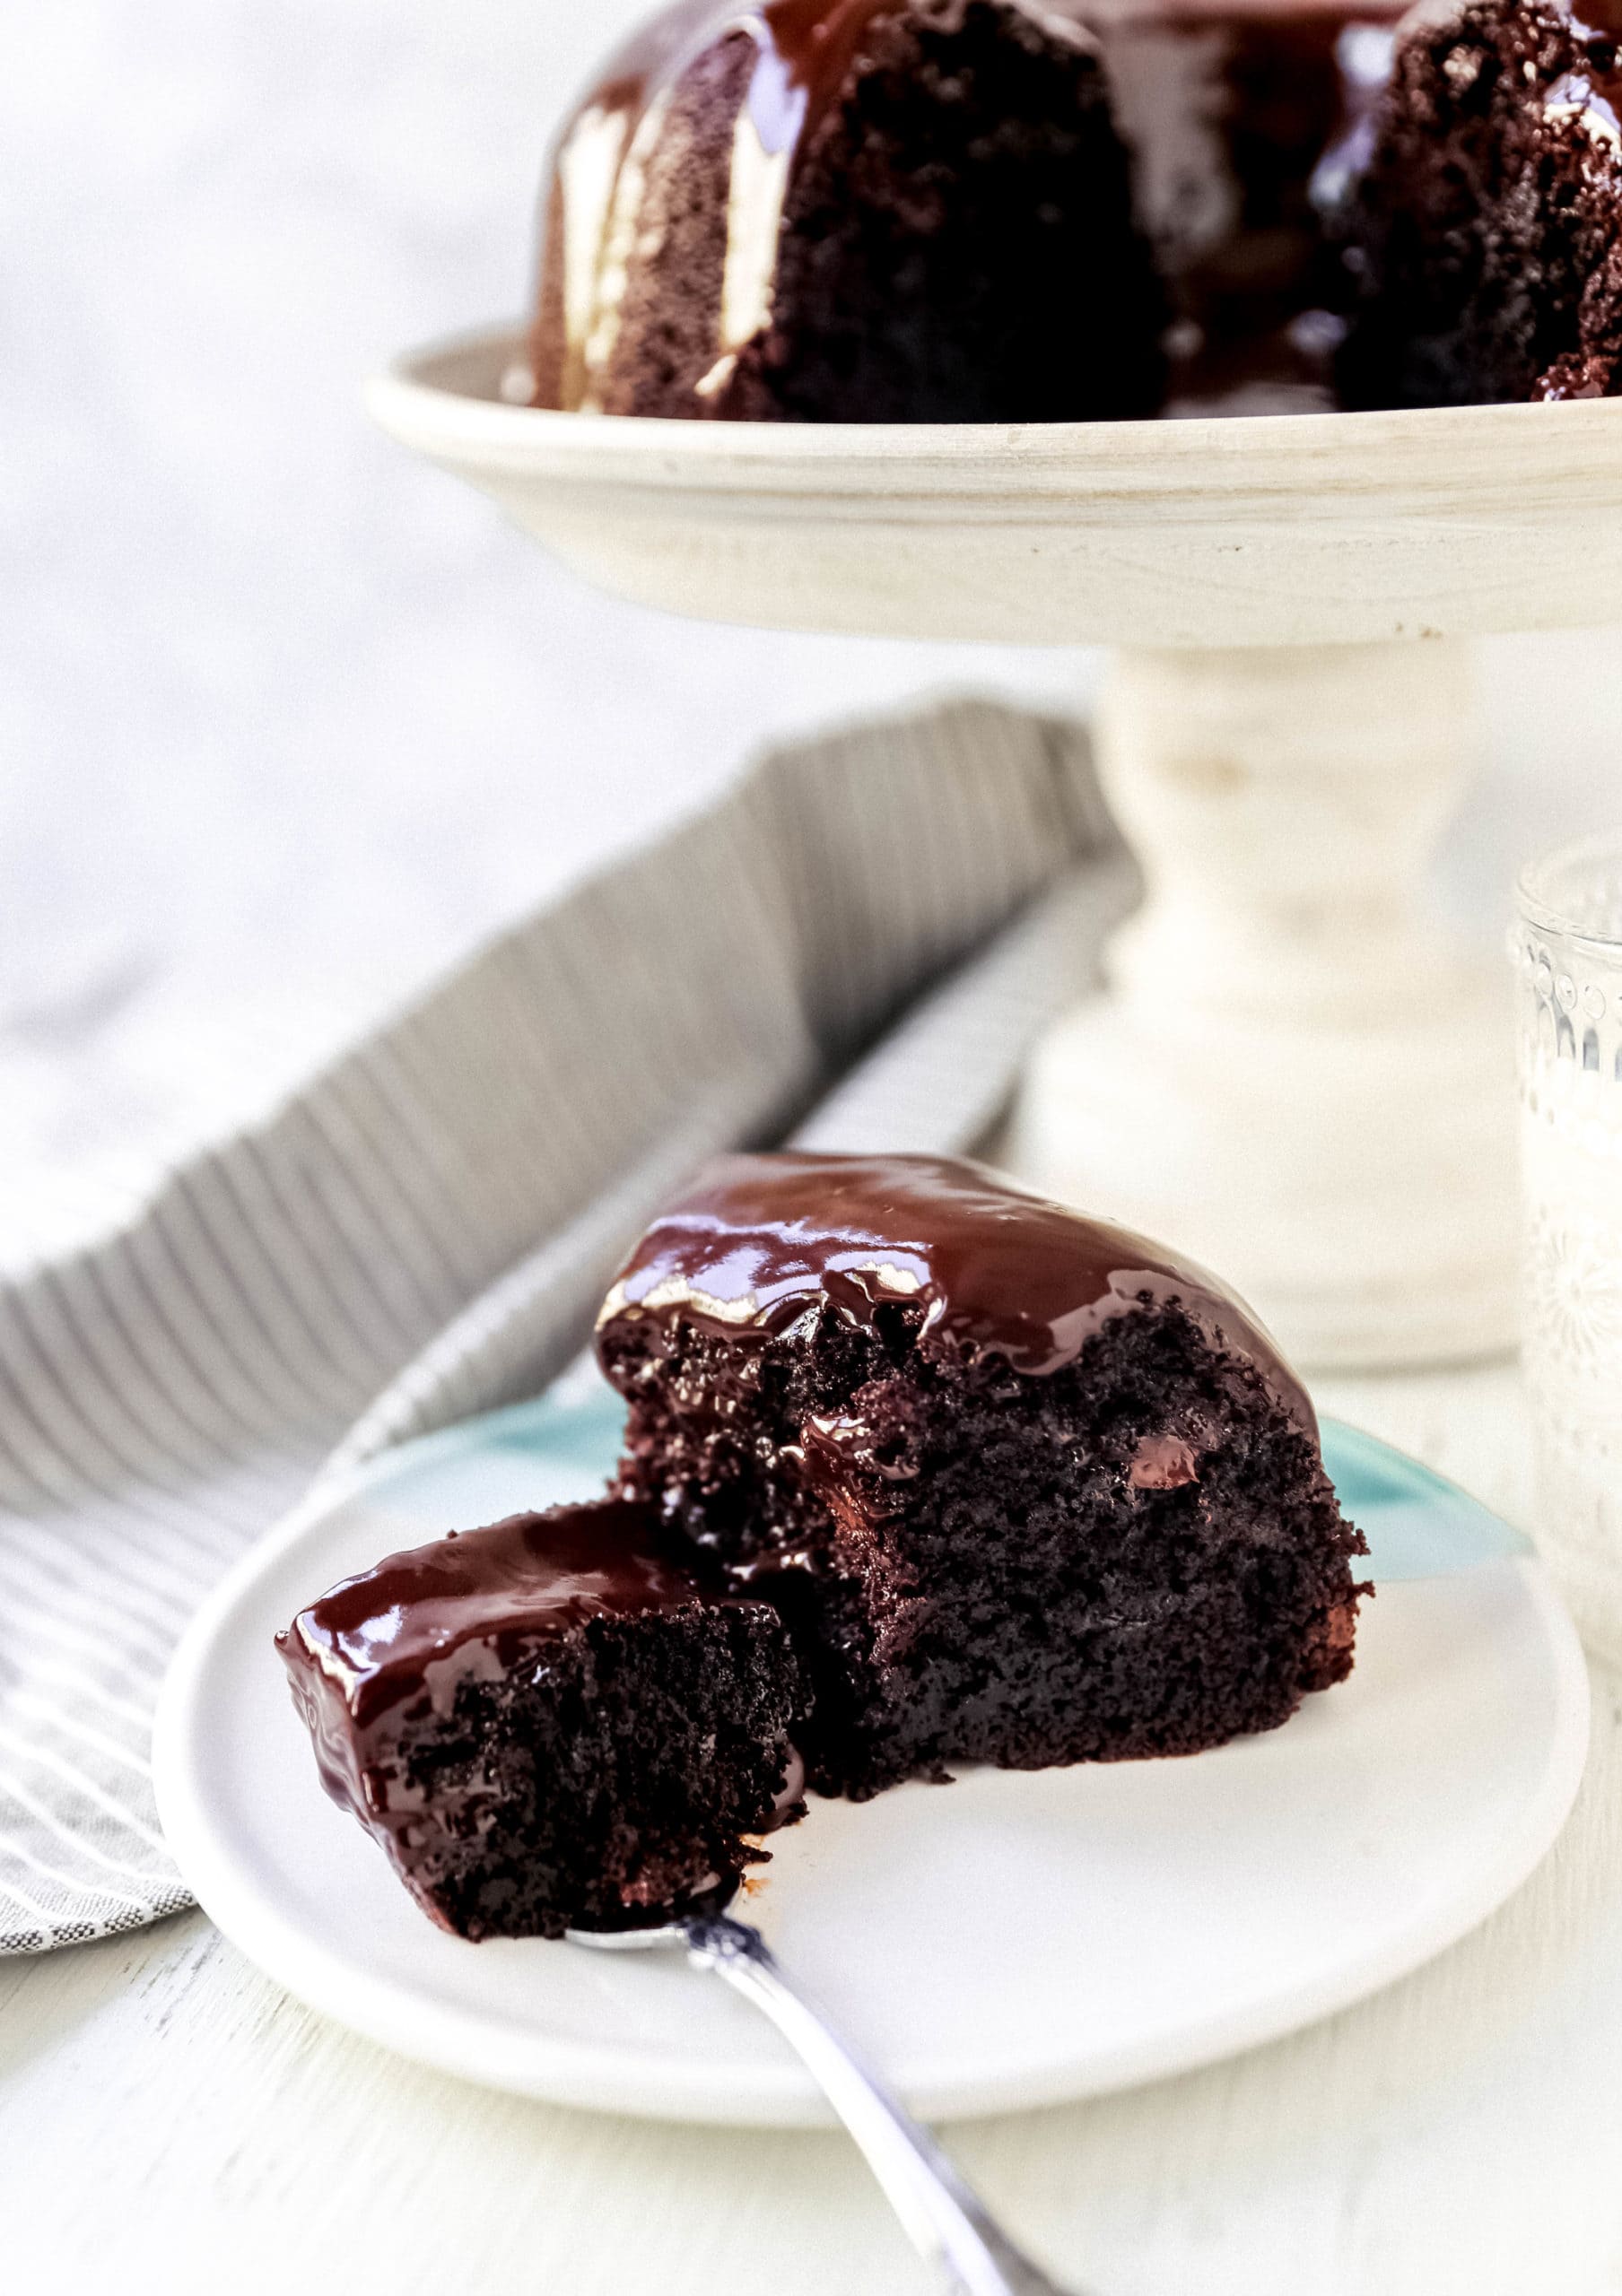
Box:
[0,698,1128,1954]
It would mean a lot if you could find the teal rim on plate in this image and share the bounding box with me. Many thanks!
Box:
[344,1387,1531,1586]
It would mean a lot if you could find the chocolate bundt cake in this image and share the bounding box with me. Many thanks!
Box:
[277,1497,808,1939]
[598,1153,1366,1799]
[528,0,1622,422]
[528,0,1414,424]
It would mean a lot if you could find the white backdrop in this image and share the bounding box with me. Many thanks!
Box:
[4,0,1619,1259]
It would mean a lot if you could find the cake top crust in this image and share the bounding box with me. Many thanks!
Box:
[597,1152,1313,1427]
[277,1499,709,1726]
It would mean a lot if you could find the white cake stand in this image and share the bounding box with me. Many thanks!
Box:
[369,325,1622,1369]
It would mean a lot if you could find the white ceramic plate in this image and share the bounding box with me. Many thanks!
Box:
[153,1387,1590,2126]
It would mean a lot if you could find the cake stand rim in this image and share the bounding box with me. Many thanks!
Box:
[368,319,1622,510]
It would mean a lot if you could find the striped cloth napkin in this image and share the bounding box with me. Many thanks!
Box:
[0,698,1130,1954]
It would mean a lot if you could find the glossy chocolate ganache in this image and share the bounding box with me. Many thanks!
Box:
[597,1150,1315,1426]
[278,1500,711,1734]
[529,0,1408,422]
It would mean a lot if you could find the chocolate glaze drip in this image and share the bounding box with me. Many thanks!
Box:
[597,1152,1316,1432]
[565,0,953,163]
[277,1498,707,1730]
[563,0,1400,176]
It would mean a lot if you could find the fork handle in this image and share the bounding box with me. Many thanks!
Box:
[683,1915,1085,2296]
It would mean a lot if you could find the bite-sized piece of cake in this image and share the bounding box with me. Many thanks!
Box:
[531,0,1172,422]
[598,1152,1366,1798]
[1335,0,1622,406]
[276,1497,809,1939]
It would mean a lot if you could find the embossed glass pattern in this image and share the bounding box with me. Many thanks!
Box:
[1513,832,1622,1663]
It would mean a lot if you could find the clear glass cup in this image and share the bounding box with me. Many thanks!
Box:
[1513,831,1622,1664]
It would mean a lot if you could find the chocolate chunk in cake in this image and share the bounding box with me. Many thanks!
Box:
[598,1152,1366,1799]
[276,1497,809,1939]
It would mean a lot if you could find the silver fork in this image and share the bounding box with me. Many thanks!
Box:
[568,1910,1086,2296]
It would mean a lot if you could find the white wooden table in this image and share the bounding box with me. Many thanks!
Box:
[4,1359,1616,2296]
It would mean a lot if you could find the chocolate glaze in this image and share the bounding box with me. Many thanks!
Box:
[597,1152,1316,1432]
[562,0,964,166]
[277,1498,708,1732]
[561,0,1400,176]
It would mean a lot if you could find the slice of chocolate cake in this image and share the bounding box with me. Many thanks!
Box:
[276,1497,809,1939]
[598,1152,1366,1798]
[1335,0,1622,406]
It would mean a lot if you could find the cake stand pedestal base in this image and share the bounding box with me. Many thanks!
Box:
[1006,640,1517,1370]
